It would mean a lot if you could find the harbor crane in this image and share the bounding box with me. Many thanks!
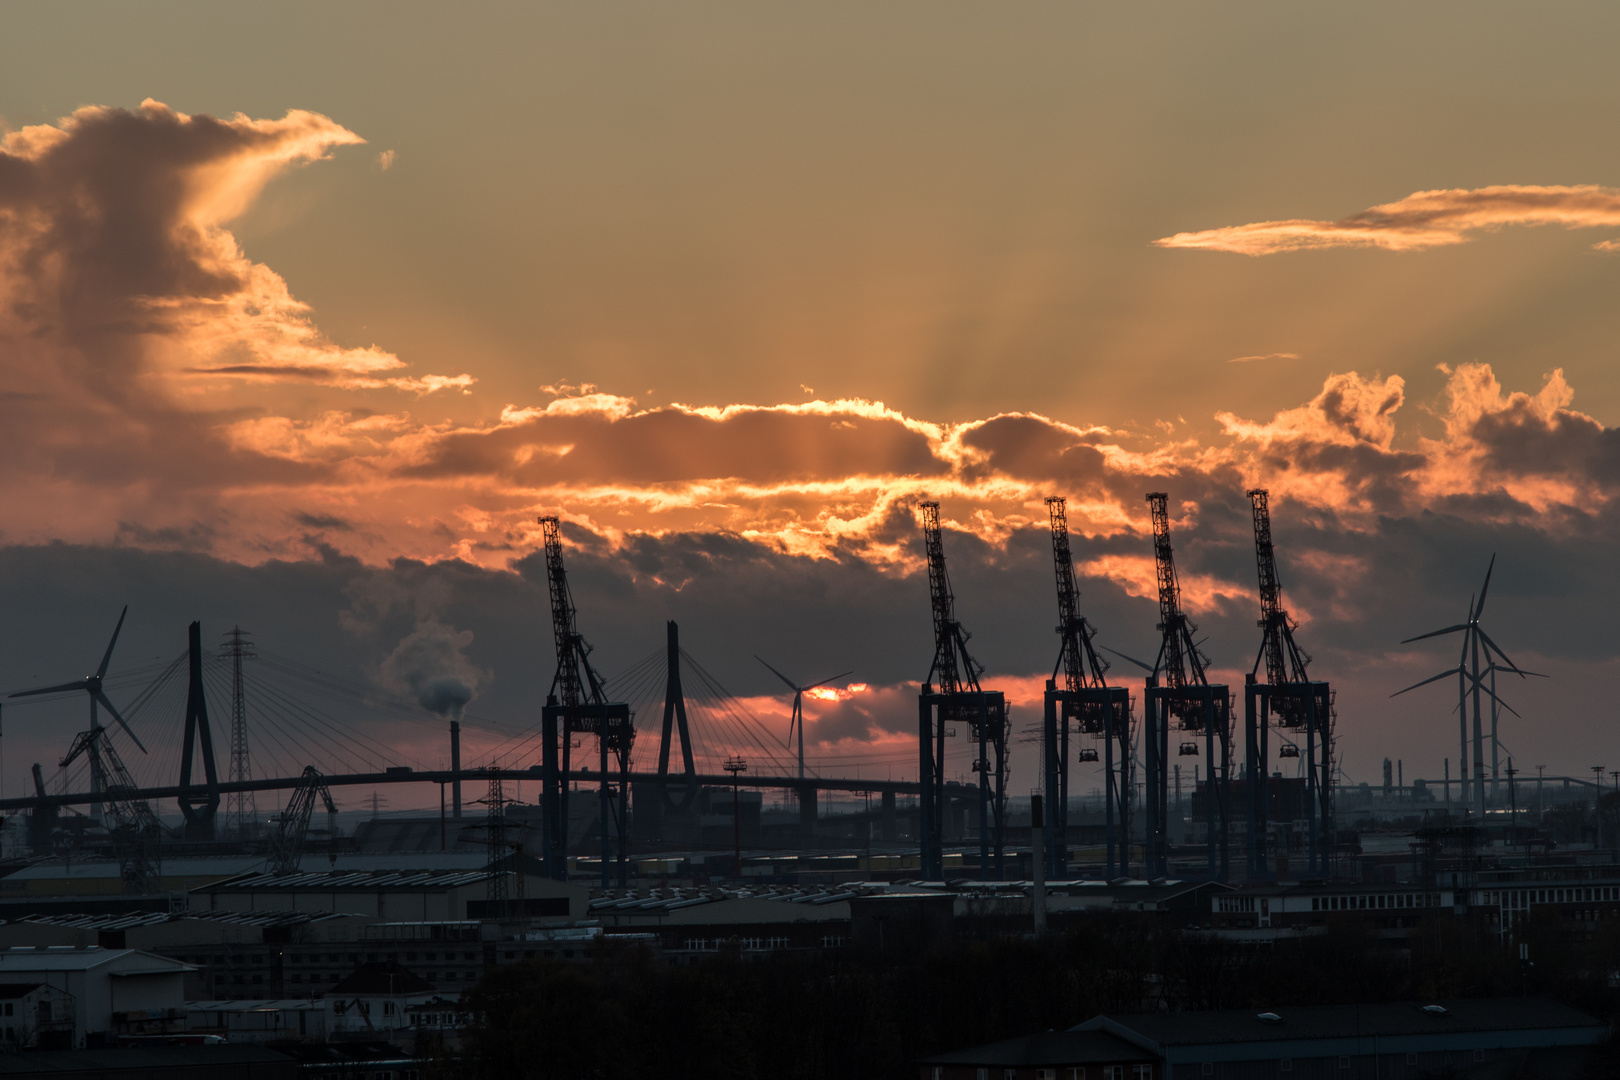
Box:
[916,501,1008,881]
[538,516,635,887]
[1041,497,1132,878]
[1245,489,1335,878]
[268,765,338,875]
[1140,493,1231,880]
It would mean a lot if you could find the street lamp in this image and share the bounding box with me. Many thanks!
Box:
[724,756,748,878]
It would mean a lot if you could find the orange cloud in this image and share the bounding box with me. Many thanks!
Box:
[8,101,1620,621]
[1155,184,1620,255]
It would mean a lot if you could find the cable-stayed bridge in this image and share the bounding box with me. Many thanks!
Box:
[1,619,933,883]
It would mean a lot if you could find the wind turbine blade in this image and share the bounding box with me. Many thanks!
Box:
[1100,646,1155,674]
[754,656,802,694]
[804,671,854,692]
[1474,554,1496,620]
[95,691,146,754]
[1464,673,1522,719]
[9,681,90,698]
[1400,624,1469,644]
[1390,667,1463,698]
[1476,631,1532,678]
[97,606,129,679]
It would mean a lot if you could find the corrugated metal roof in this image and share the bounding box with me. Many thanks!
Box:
[0,947,191,972]
[3,852,496,880]
[11,910,364,931]
[199,869,495,892]
[185,999,324,1012]
[587,885,873,914]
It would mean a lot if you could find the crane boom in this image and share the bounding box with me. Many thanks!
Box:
[268,765,337,875]
[541,517,608,707]
[1248,489,1311,684]
[1047,497,1109,692]
[1147,493,1208,688]
[1048,497,1086,695]
[61,728,161,890]
[920,502,981,694]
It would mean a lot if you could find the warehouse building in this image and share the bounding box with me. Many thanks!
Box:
[193,867,590,921]
[0,946,192,1048]
[1074,998,1606,1078]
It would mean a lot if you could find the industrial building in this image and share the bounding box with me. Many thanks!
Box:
[917,1030,1156,1080]
[193,866,590,921]
[923,1000,1609,1079]
[1074,999,1607,1078]
[0,946,191,1048]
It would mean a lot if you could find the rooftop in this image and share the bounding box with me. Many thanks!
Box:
[12,909,366,931]
[1081,999,1606,1046]
[198,868,498,892]
[332,961,436,996]
[589,885,865,914]
[919,1031,1153,1067]
[0,946,192,973]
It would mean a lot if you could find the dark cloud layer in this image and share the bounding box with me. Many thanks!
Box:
[0,490,1612,811]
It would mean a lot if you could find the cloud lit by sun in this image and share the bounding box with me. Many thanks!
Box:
[806,683,869,702]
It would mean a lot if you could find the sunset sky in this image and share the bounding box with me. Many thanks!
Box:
[3,2,1619,812]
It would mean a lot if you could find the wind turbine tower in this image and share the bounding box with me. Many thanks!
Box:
[1394,556,1538,816]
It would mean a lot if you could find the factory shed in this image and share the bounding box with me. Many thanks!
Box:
[0,946,191,1047]
[194,868,589,921]
[1075,998,1607,1077]
[592,890,854,953]
[916,1030,1154,1079]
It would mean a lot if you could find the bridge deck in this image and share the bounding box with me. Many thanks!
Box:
[2,769,929,812]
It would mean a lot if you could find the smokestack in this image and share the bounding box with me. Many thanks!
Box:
[451,720,462,819]
[1031,794,1047,934]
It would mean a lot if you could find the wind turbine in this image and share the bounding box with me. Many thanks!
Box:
[1479,658,1546,799]
[1392,556,1534,816]
[754,657,851,781]
[10,607,147,818]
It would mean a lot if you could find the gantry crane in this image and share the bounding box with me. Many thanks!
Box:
[916,501,1008,881]
[1141,493,1231,880]
[1041,497,1132,878]
[59,727,161,892]
[1245,489,1334,877]
[538,516,634,887]
[267,765,338,875]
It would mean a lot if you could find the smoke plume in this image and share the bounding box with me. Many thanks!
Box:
[378,619,487,718]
